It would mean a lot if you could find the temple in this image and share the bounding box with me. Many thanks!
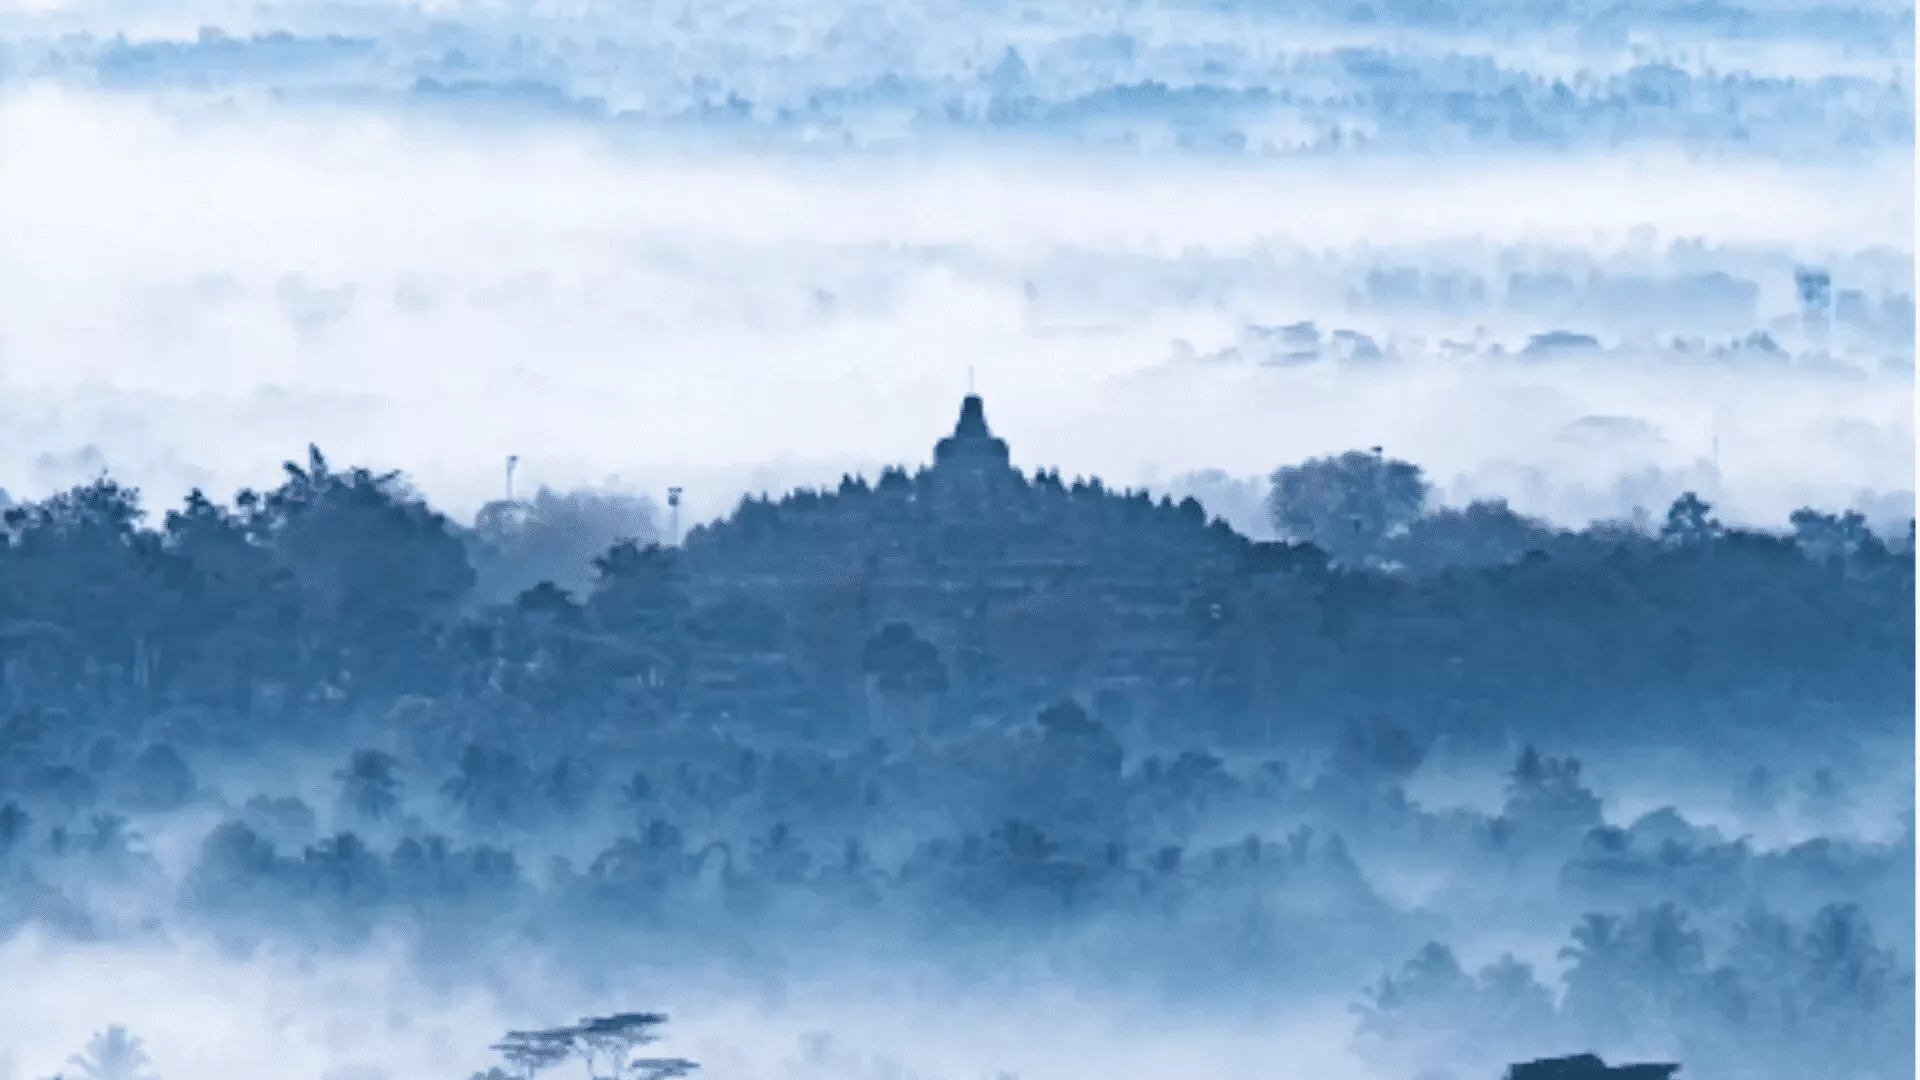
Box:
[676,394,1257,734]
[932,394,1012,472]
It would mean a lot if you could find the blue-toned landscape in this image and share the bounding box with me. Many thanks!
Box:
[0,1,1911,1079]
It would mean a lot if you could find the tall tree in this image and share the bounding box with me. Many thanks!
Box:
[335,749,403,823]
[1267,451,1430,565]
[62,1026,159,1080]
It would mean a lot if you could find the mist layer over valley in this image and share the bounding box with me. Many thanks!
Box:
[0,0,1914,532]
[0,0,1913,1078]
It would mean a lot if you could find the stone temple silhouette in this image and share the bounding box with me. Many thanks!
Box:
[675,393,1258,730]
[932,393,1012,473]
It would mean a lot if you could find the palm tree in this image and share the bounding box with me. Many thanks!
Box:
[1561,913,1623,974]
[63,1026,158,1080]
[749,822,810,884]
[542,755,597,818]
[1559,913,1627,1031]
[443,745,534,830]
[1626,903,1705,990]
[335,749,402,822]
[83,813,140,859]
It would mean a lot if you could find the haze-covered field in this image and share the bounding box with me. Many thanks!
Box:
[0,1,1912,1079]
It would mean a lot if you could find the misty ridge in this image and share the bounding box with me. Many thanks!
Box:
[1,0,1912,159]
[0,396,1912,1080]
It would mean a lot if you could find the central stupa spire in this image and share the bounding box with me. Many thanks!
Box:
[934,393,1011,470]
[954,394,990,438]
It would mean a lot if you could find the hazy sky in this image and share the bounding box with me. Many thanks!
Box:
[0,0,1911,531]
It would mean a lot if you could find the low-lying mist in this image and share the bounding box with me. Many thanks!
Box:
[0,436,1911,1079]
[0,87,1910,532]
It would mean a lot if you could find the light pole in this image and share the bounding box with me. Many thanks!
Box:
[667,486,683,546]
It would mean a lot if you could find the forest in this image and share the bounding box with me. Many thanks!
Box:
[0,434,1912,1080]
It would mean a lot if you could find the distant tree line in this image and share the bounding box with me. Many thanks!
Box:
[0,444,1910,1080]
[0,444,1906,754]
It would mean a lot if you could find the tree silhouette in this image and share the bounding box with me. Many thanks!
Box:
[1266,450,1429,565]
[481,1014,697,1080]
[259,446,476,689]
[1388,498,1552,572]
[543,755,599,820]
[62,1026,158,1080]
[443,745,537,831]
[860,623,948,697]
[1661,493,1720,546]
[335,749,402,822]
[490,1028,576,1079]
[860,622,949,733]
[123,744,194,813]
[574,1013,674,1080]
[470,487,660,603]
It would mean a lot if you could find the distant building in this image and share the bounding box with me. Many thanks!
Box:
[677,395,1263,724]
[1504,1054,1680,1080]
